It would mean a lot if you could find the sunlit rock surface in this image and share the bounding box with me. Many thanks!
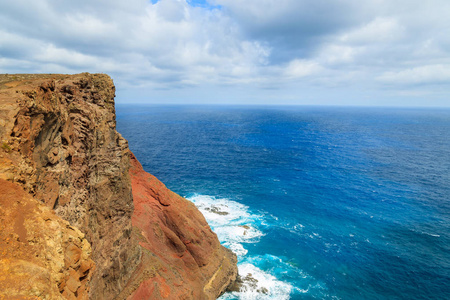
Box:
[0,73,237,299]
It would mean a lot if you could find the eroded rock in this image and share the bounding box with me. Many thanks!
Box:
[0,179,94,300]
[125,153,238,299]
[0,73,238,299]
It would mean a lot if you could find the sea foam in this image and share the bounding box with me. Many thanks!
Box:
[187,194,295,299]
[187,194,264,257]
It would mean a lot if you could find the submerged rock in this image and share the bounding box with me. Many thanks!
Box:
[206,206,230,215]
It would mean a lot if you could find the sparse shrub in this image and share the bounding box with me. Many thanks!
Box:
[1,142,11,152]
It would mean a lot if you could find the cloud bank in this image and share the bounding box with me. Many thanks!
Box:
[0,0,449,105]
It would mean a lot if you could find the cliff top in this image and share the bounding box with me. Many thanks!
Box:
[0,74,69,89]
[0,73,112,92]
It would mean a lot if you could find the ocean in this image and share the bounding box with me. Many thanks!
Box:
[116,105,450,300]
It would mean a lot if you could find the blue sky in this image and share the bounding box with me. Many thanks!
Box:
[0,0,449,106]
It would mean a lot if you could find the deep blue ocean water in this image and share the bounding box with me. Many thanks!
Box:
[116,105,450,300]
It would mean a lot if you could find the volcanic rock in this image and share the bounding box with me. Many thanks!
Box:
[0,73,237,299]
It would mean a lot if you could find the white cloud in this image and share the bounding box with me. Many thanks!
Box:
[340,18,405,44]
[0,0,449,105]
[284,59,323,79]
[377,64,450,85]
[317,45,360,65]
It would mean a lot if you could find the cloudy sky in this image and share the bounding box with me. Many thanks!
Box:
[0,0,449,106]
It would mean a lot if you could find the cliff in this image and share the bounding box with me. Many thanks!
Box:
[0,73,237,299]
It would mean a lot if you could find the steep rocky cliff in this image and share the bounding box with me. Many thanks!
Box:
[0,73,237,299]
[126,153,237,299]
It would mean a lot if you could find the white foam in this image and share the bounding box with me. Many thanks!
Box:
[264,215,306,237]
[411,228,441,238]
[428,233,440,237]
[294,223,304,230]
[187,194,308,299]
[225,242,248,257]
[187,194,265,256]
[188,194,253,225]
[223,263,293,300]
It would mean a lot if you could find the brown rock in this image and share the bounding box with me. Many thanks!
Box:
[0,73,140,298]
[0,179,94,300]
[0,73,237,299]
[66,274,82,293]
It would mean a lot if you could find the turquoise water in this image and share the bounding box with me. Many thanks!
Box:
[117,105,450,299]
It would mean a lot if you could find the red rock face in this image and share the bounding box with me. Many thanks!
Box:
[127,152,237,299]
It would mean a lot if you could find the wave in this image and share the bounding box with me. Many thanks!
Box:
[187,194,265,259]
[187,194,307,299]
[221,263,293,300]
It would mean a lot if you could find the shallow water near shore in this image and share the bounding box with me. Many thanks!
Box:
[117,105,450,299]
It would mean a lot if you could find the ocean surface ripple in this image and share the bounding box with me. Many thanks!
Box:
[117,105,450,299]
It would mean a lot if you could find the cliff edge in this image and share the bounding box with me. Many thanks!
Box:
[0,73,237,299]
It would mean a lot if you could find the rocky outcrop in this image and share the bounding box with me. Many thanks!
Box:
[0,179,94,300]
[125,153,237,299]
[0,73,237,299]
[0,73,140,299]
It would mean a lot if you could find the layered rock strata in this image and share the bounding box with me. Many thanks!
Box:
[0,73,237,299]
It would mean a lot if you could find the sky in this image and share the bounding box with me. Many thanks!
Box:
[0,0,449,106]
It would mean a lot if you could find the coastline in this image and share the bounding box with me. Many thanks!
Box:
[0,73,237,299]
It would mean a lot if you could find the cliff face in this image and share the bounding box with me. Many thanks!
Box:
[0,73,140,299]
[126,153,237,299]
[0,73,237,299]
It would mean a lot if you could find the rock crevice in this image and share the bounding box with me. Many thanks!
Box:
[0,73,237,299]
